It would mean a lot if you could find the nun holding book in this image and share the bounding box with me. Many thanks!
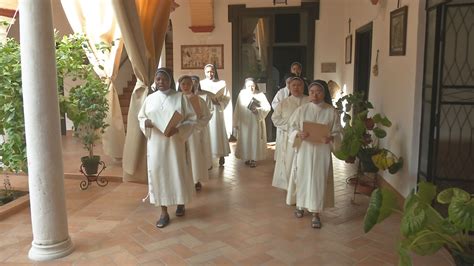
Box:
[138,68,196,228]
[286,80,341,229]
[233,78,271,168]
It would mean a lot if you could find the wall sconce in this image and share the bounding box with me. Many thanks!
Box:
[273,0,288,5]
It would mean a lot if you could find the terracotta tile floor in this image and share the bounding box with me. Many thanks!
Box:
[0,136,454,265]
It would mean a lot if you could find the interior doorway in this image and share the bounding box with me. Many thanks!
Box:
[229,3,319,141]
[353,22,373,100]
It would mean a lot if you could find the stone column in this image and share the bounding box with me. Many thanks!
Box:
[19,0,74,261]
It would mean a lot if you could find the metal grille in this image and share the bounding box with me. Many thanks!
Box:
[436,104,474,180]
[435,4,474,184]
[442,5,474,87]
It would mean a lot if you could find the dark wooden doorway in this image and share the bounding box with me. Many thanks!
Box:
[354,22,373,100]
[228,3,319,141]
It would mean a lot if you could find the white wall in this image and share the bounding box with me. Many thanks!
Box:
[171,0,426,196]
[314,0,345,88]
[171,0,229,135]
[334,0,426,197]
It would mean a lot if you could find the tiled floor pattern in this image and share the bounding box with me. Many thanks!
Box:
[0,139,454,265]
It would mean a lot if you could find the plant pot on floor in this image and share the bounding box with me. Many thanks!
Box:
[81,155,101,176]
[450,248,474,266]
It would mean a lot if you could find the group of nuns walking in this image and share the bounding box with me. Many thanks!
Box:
[138,62,341,229]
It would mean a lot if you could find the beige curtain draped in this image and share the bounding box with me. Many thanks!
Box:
[61,0,125,159]
[112,0,171,182]
[256,18,268,72]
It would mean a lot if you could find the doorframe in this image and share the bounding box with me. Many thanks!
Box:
[353,22,373,100]
[228,3,319,107]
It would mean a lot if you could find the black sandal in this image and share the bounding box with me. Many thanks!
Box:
[219,157,225,166]
[294,208,304,218]
[156,214,170,228]
[249,160,257,168]
[176,205,185,217]
[195,182,202,191]
[312,216,322,229]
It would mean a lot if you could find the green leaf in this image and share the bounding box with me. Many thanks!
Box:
[334,149,349,160]
[397,243,412,266]
[363,188,396,233]
[373,114,392,127]
[401,202,426,237]
[388,158,403,174]
[437,188,470,204]
[448,198,474,231]
[349,138,361,157]
[407,230,445,256]
[417,181,437,205]
[364,188,382,233]
[373,127,387,138]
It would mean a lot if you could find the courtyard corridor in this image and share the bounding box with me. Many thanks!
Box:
[0,136,454,265]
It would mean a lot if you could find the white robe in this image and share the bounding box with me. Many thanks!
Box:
[271,86,290,110]
[186,95,212,184]
[271,95,310,190]
[286,102,341,212]
[200,79,231,158]
[195,90,214,169]
[233,89,271,161]
[138,90,196,206]
[271,86,290,160]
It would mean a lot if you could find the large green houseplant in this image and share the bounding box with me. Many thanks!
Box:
[334,92,403,174]
[364,181,474,265]
[0,37,27,204]
[57,34,110,175]
[0,33,109,181]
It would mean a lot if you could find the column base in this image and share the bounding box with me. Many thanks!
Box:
[28,236,74,261]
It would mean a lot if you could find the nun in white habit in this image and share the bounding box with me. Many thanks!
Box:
[233,78,271,167]
[191,75,214,171]
[138,68,196,228]
[271,76,310,190]
[287,80,341,229]
[200,64,231,166]
[178,75,212,191]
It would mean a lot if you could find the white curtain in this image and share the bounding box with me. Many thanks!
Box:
[112,0,172,182]
[61,0,125,159]
[255,18,268,73]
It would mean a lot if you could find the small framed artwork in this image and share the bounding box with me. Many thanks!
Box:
[389,6,408,56]
[345,35,352,64]
[181,44,224,69]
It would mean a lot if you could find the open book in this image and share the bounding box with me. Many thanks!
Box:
[155,111,184,136]
[302,122,330,144]
[212,87,226,101]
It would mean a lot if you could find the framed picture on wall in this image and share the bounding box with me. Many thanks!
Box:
[345,35,352,64]
[181,44,224,69]
[389,6,408,56]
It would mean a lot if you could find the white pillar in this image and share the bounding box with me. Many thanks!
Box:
[19,0,74,261]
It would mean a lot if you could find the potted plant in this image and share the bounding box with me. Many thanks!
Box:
[364,181,474,265]
[334,92,403,174]
[62,74,109,175]
[57,34,110,175]
[0,32,108,186]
